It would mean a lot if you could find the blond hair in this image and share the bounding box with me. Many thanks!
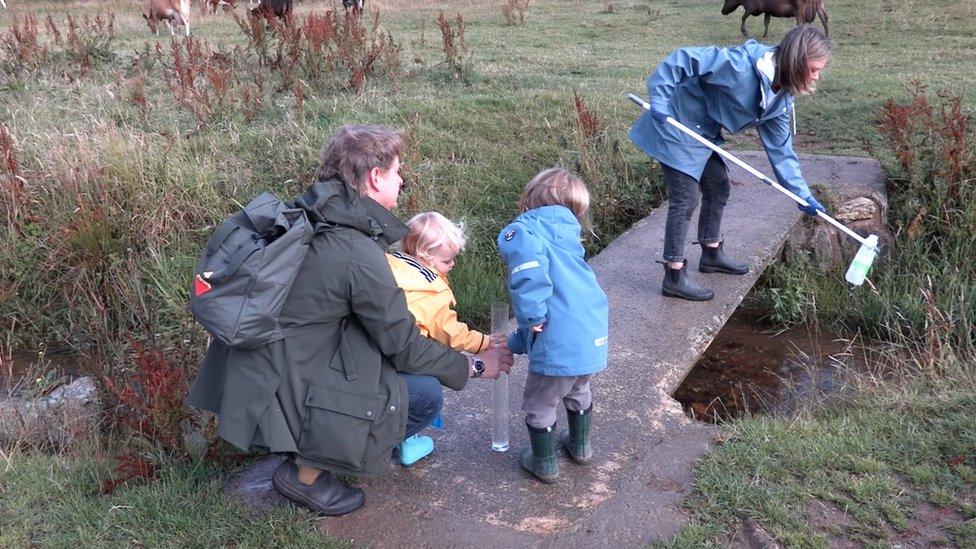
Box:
[518,168,591,229]
[315,125,403,193]
[401,212,468,259]
[773,24,832,95]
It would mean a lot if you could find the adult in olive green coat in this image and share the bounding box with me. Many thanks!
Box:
[188,125,509,516]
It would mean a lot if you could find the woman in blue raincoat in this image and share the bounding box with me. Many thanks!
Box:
[629,24,832,301]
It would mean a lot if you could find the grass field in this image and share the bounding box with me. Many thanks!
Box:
[2,0,974,351]
[1,0,974,546]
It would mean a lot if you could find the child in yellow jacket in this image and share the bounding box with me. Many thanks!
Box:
[386,211,490,466]
[387,212,490,355]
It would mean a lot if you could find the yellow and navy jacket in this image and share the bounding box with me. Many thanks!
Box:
[386,251,489,354]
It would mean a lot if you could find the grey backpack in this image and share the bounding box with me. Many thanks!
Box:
[189,192,314,349]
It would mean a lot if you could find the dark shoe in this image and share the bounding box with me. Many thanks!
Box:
[519,423,558,483]
[698,241,749,275]
[271,459,365,516]
[661,260,714,301]
[559,405,593,464]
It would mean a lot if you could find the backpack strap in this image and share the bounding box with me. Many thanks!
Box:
[204,222,241,258]
[209,240,259,282]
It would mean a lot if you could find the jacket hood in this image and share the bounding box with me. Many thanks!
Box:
[515,205,582,251]
[295,179,408,247]
[742,39,774,65]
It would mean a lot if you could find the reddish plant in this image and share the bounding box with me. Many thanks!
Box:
[241,79,265,121]
[102,340,191,455]
[0,122,19,176]
[574,90,601,140]
[878,81,974,232]
[436,11,470,80]
[0,123,30,238]
[99,451,160,495]
[878,79,933,177]
[0,14,49,72]
[44,14,63,46]
[129,58,150,125]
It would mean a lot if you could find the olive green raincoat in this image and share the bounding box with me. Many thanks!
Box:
[188,179,469,477]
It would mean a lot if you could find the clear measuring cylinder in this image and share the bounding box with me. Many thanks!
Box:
[490,302,510,452]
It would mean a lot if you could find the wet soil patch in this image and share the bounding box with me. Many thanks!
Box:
[673,307,851,422]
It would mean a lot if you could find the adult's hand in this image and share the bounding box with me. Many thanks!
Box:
[798,195,826,216]
[488,335,515,374]
[479,351,501,380]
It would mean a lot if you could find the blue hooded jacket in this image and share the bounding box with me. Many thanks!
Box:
[629,40,813,201]
[497,205,609,376]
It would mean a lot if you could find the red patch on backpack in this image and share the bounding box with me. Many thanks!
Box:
[194,274,212,296]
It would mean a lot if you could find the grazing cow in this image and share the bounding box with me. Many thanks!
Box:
[206,0,234,14]
[144,0,192,37]
[721,0,829,38]
[342,0,364,12]
[249,0,293,20]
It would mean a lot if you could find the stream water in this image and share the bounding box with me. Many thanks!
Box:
[673,307,852,423]
[1,351,82,394]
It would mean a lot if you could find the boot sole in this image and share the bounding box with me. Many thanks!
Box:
[560,431,593,464]
[519,454,558,483]
[564,450,593,464]
[662,288,714,301]
[520,465,559,484]
[272,466,365,516]
[699,265,749,275]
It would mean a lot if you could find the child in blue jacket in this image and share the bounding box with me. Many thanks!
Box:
[497,168,609,483]
[629,24,832,301]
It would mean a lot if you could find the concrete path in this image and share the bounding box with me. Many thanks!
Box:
[224,152,886,548]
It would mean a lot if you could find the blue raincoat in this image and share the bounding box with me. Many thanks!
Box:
[629,40,813,201]
[497,205,609,376]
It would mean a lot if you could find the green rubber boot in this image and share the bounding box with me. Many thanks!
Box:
[520,423,558,484]
[559,405,593,464]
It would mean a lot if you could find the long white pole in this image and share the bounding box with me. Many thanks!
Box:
[626,93,878,252]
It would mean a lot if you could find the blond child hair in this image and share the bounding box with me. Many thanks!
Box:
[518,168,592,232]
[387,211,488,354]
[402,212,467,265]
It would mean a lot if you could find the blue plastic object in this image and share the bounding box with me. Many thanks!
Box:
[431,414,444,430]
[398,434,434,466]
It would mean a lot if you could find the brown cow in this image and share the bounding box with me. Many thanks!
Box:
[249,0,292,21]
[721,0,829,38]
[144,0,191,37]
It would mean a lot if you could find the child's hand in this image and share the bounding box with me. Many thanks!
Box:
[531,324,544,333]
